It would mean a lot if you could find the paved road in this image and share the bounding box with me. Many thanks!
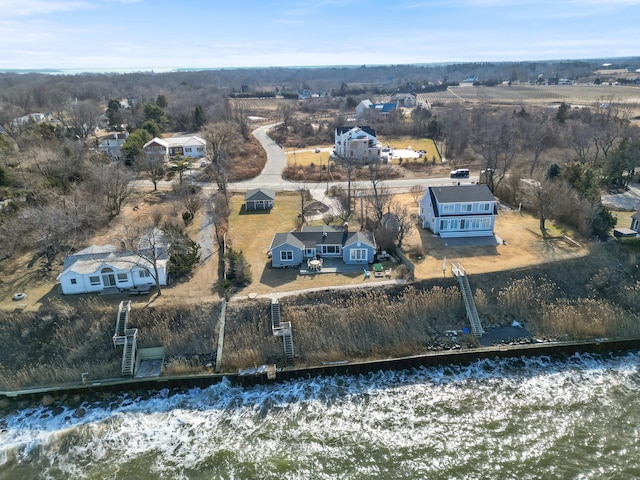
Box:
[131,124,479,194]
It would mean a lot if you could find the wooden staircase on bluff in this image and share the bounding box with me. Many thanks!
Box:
[113,300,131,347]
[451,263,485,337]
[113,300,138,376]
[271,298,294,366]
[121,328,138,376]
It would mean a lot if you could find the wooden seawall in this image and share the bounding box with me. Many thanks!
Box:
[2,337,640,403]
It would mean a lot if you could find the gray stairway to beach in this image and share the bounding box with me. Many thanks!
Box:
[271,298,281,331]
[113,300,131,347]
[271,298,294,366]
[282,326,294,366]
[122,328,138,376]
[451,263,484,337]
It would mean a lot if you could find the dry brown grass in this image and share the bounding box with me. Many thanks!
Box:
[0,298,219,390]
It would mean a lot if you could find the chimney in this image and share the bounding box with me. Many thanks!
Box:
[343,222,349,232]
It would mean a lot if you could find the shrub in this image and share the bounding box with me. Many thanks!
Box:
[225,247,252,287]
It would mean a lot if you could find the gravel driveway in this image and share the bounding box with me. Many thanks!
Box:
[602,183,640,211]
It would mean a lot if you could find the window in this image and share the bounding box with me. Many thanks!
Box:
[482,203,491,211]
[197,147,204,152]
[462,204,473,212]
[322,245,341,255]
[117,273,128,283]
[70,278,77,285]
[281,251,293,261]
[89,276,100,285]
[185,147,192,153]
[350,249,368,261]
[138,270,150,278]
[442,204,455,214]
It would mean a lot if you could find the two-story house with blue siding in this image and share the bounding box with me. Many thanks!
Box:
[418,185,498,238]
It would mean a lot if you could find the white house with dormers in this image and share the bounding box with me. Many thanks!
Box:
[56,230,169,295]
[418,185,498,238]
[99,132,129,158]
[389,92,417,108]
[334,126,381,162]
[143,135,207,163]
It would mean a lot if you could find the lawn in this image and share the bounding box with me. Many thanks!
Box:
[378,137,442,164]
[285,147,332,168]
[227,192,389,296]
[391,193,590,281]
[284,138,442,169]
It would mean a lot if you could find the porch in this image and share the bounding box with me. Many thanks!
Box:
[299,257,369,275]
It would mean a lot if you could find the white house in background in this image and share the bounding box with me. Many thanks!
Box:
[99,132,129,158]
[418,185,498,238]
[334,126,381,162]
[57,229,169,295]
[143,135,207,163]
[355,99,397,121]
[389,92,417,108]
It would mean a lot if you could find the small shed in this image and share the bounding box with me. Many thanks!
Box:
[614,228,639,239]
[245,188,275,211]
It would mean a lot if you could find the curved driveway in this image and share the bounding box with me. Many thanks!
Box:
[232,124,478,195]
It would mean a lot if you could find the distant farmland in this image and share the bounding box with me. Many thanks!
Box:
[230,97,298,119]
[419,84,640,115]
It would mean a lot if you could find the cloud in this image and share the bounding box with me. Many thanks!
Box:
[0,0,92,17]
[0,0,140,18]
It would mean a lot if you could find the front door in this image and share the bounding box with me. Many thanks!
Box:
[102,273,116,287]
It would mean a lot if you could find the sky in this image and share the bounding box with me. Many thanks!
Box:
[1,0,639,71]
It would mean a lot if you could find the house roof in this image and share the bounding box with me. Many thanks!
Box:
[57,250,167,279]
[335,126,376,137]
[632,211,640,221]
[390,92,417,98]
[58,232,168,280]
[372,103,397,113]
[143,136,205,150]
[144,137,169,149]
[246,188,276,201]
[164,135,206,147]
[270,226,375,251]
[430,185,495,204]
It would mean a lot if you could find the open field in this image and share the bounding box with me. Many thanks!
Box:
[420,84,640,117]
[230,97,298,121]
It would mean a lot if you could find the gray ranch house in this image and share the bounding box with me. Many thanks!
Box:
[418,185,498,238]
[269,225,376,268]
[245,188,275,211]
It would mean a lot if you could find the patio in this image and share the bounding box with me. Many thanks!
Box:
[300,257,372,275]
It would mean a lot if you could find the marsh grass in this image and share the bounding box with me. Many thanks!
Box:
[0,298,219,389]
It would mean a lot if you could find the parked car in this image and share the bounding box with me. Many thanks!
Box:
[450,168,470,178]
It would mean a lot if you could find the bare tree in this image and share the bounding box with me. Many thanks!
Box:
[119,222,168,297]
[204,122,237,199]
[208,191,230,249]
[519,111,554,175]
[173,179,203,223]
[568,120,594,164]
[98,161,135,216]
[473,112,519,193]
[409,184,424,204]
[367,163,393,226]
[56,99,102,141]
[136,153,165,191]
[297,185,312,229]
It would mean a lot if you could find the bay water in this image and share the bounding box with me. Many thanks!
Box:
[2,352,640,479]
